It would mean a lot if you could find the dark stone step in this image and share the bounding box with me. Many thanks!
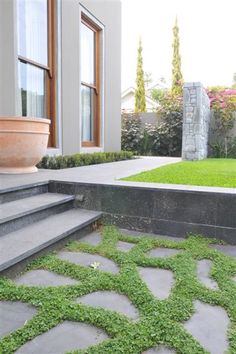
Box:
[0,193,75,236]
[0,208,102,276]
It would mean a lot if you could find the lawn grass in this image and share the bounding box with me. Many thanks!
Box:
[1,226,236,353]
[122,159,236,188]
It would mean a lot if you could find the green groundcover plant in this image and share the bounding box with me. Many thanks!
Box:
[1,226,236,353]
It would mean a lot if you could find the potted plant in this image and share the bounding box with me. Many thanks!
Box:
[0,116,50,173]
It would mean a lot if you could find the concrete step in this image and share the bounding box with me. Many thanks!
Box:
[0,193,75,236]
[0,182,48,204]
[0,209,102,276]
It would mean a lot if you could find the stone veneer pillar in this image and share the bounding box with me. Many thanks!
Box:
[182,82,210,160]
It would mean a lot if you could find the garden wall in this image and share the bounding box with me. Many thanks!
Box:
[121,112,161,127]
[50,181,236,244]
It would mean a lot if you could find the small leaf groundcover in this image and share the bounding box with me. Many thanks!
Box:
[0,226,236,354]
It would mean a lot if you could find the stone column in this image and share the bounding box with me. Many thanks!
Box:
[182,82,210,160]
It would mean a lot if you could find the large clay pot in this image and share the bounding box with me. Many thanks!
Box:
[0,116,50,174]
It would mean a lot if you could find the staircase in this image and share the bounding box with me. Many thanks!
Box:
[0,182,102,276]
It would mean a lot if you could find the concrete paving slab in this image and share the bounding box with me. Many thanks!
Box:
[0,301,37,339]
[197,260,218,290]
[78,231,102,246]
[15,269,79,287]
[58,251,119,274]
[77,290,139,320]
[138,267,174,299]
[0,157,181,191]
[210,244,236,258]
[117,240,135,252]
[148,248,180,258]
[142,346,176,354]
[15,321,108,354]
[184,300,229,354]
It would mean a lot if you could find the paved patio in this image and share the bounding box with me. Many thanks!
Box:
[1,229,235,353]
[0,157,180,191]
[2,156,236,196]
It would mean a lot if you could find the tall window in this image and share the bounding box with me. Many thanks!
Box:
[17,0,56,147]
[81,15,100,147]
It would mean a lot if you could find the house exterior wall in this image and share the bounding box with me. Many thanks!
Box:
[0,0,121,155]
[0,0,18,116]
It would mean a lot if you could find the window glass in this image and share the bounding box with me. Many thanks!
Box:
[18,61,47,118]
[81,86,95,141]
[81,22,95,85]
[17,0,48,65]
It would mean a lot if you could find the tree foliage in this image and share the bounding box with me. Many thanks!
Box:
[208,88,236,157]
[134,38,146,112]
[171,17,183,96]
[156,91,183,156]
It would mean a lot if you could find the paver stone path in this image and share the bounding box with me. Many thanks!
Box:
[58,251,119,273]
[77,290,139,320]
[0,301,37,339]
[15,269,79,287]
[0,228,234,354]
[15,321,108,354]
[184,300,229,354]
[117,240,135,252]
[196,259,218,289]
[138,267,174,299]
[148,248,180,258]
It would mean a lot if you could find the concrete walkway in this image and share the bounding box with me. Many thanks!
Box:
[0,156,180,191]
[2,156,236,196]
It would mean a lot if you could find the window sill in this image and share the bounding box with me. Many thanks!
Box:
[81,147,104,154]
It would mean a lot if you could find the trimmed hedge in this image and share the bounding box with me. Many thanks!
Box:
[37,151,135,170]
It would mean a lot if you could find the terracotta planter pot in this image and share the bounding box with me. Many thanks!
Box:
[0,116,50,174]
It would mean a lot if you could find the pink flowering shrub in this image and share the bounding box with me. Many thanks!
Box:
[207,87,236,157]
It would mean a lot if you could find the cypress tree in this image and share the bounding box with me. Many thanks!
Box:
[134,37,146,112]
[171,17,183,95]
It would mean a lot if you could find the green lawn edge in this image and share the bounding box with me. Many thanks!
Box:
[122,159,236,188]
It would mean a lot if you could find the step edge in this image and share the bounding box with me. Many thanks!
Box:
[0,195,75,225]
[0,181,49,195]
[0,212,102,272]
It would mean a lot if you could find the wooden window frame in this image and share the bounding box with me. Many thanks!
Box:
[17,0,56,147]
[81,14,100,147]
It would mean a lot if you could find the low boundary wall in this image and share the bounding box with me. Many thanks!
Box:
[50,181,236,244]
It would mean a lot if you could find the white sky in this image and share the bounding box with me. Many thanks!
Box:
[121,0,236,90]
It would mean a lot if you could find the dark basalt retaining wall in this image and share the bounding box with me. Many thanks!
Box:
[49,181,236,244]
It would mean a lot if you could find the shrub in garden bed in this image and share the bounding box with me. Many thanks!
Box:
[37,151,135,170]
[208,87,236,158]
[121,92,183,157]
